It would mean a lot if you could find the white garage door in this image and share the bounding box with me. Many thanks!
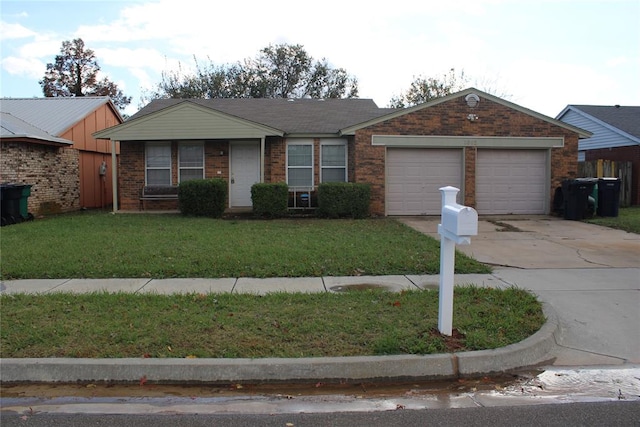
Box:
[387,148,463,215]
[476,149,548,214]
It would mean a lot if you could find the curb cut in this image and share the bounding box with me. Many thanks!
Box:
[0,304,559,385]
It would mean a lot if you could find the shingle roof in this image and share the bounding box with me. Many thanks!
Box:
[0,97,116,136]
[130,98,395,134]
[569,105,640,139]
[0,112,73,145]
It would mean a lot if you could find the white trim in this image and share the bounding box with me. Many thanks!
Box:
[178,141,205,183]
[286,139,314,188]
[372,135,565,148]
[320,138,348,183]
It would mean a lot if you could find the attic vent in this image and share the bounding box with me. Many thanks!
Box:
[465,93,480,108]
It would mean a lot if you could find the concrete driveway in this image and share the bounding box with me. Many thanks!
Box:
[398,215,640,366]
[398,215,640,269]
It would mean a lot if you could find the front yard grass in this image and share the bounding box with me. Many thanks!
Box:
[0,286,544,358]
[0,212,490,280]
[585,206,640,234]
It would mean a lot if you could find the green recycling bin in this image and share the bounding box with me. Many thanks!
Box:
[19,184,32,219]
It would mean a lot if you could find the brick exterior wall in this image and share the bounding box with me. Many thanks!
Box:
[353,96,580,215]
[585,145,640,205]
[1,141,80,215]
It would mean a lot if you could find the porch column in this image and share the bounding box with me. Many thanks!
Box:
[260,137,265,183]
[111,139,118,213]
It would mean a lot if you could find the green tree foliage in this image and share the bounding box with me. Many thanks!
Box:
[388,68,468,108]
[39,38,131,111]
[145,44,358,100]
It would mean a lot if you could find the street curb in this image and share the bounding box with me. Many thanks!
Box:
[0,304,559,385]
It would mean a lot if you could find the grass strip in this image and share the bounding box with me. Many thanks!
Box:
[1,287,544,358]
[585,206,640,234]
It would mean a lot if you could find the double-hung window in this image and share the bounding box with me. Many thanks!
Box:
[287,141,313,188]
[145,142,171,185]
[179,142,204,182]
[321,139,347,183]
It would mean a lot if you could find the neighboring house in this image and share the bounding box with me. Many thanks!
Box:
[1,97,123,215]
[94,88,590,216]
[556,105,640,205]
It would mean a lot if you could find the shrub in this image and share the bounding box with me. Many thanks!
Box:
[317,182,371,219]
[178,178,227,218]
[251,182,289,218]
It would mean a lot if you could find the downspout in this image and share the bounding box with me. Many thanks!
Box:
[260,137,265,183]
[111,139,118,213]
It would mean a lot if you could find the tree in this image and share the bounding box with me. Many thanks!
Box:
[145,44,358,100]
[40,38,131,111]
[388,68,468,108]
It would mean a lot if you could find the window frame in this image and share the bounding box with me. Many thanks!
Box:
[320,139,348,183]
[178,141,205,183]
[145,141,172,186]
[286,140,314,189]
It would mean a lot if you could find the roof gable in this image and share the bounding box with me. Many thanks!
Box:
[341,88,592,138]
[556,105,640,143]
[0,97,122,136]
[94,101,285,140]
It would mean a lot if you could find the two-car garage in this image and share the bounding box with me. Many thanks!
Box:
[381,136,553,215]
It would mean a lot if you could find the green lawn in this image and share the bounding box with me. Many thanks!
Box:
[0,212,490,280]
[0,286,543,358]
[585,206,640,234]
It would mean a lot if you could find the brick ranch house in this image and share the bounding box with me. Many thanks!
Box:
[94,88,591,216]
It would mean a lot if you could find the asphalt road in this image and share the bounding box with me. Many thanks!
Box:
[2,401,639,426]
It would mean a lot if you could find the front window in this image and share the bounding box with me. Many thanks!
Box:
[145,142,171,185]
[179,142,204,182]
[287,142,313,188]
[321,140,347,182]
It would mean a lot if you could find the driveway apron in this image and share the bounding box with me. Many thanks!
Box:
[397,215,640,366]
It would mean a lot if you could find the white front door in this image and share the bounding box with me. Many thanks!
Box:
[230,141,260,207]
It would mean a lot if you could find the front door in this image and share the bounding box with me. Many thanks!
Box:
[230,141,260,207]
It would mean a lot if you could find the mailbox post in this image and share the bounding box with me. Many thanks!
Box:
[437,186,478,336]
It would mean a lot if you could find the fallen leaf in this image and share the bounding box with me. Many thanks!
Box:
[286,423,295,427]
[186,355,197,359]
[392,301,401,307]
[142,353,151,358]
[86,383,97,388]
[167,346,172,352]
[140,375,147,386]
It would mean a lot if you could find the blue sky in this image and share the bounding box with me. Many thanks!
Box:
[1,0,638,117]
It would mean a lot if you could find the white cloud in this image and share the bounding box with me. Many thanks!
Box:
[1,55,44,79]
[0,20,35,39]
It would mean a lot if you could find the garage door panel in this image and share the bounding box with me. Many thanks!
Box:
[387,148,462,215]
[476,149,547,215]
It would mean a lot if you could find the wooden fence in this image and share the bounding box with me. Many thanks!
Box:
[578,160,632,207]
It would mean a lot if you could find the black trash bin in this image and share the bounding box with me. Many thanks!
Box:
[597,177,621,217]
[562,178,598,220]
[1,183,23,225]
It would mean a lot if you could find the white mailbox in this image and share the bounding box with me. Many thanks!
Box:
[437,186,479,336]
[442,203,478,237]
